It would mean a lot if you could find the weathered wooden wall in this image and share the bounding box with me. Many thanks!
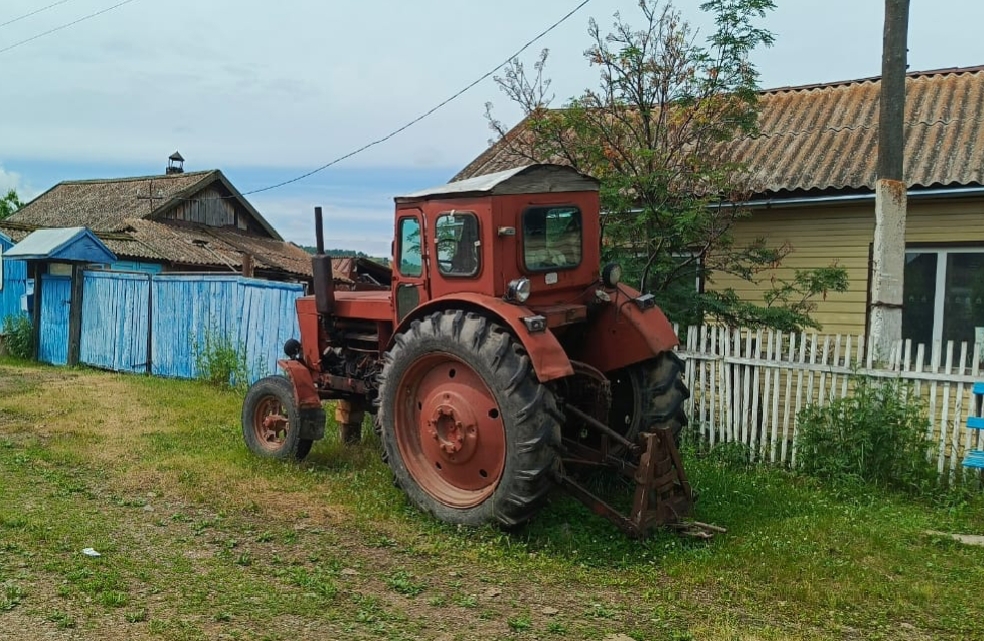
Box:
[159,186,246,230]
[0,235,29,323]
[72,271,304,382]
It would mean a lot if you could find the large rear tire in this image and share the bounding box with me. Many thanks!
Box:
[242,376,314,461]
[377,310,562,528]
[608,352,690,447]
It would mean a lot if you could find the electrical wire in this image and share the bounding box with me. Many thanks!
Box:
[242,0,593,196]
[0,0,78,30]
[0,0,140,56]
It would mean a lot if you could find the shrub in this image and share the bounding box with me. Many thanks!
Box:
[2,315,34,360]
[795,375,938,496]
[192,332,248,392]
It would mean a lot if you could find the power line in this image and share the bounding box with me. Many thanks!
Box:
[242,0,592,196]
[0,0,78,30]
[0,0,140,56]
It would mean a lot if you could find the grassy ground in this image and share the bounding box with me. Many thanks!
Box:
[1,360,983,640]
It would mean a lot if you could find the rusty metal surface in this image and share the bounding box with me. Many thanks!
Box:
[278,358,322,410]
[456,66,984,194]
[557,427,700,538]
[395,352,506,508]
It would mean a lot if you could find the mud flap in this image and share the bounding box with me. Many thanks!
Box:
[299,406,326,441]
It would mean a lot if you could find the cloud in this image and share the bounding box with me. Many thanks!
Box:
[0,165,30,197]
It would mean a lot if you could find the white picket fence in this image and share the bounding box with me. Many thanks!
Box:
[674,325,984,477]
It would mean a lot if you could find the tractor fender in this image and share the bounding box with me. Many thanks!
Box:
[277,359,322,409]
[575,284,680,373]
[277,359,326,441]
[389,293,574,382]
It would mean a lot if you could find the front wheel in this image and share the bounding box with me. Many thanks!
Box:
[242,376,314,461]
[377,310,562,528]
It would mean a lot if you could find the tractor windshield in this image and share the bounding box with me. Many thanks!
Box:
[522,206,582,271]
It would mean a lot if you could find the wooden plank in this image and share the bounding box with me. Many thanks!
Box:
[698,327,708,444]
[780,332,796,464]
[951,342,969,478]
[817,335,831,406]
[741,330,754,451]
[758,330,771,461]
[708,327,718,447]
[937,342,954,476]
[724,327,735,443]
[769,330,782,463]
[791,333,809,468]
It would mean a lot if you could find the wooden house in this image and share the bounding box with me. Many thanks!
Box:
[3,154,311,282]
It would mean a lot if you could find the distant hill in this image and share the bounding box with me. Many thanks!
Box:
[300,247,371,258]
[299,247,391,268]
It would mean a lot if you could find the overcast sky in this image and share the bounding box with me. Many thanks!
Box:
[1,0,981,255]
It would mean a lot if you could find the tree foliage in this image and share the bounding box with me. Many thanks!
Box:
[486,0,847,332]
[0,189,22,220]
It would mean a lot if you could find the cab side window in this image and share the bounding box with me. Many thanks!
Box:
[398,217,422,277]
[435,212,480,277]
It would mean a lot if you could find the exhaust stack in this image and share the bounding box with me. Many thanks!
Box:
[311,206,335,314]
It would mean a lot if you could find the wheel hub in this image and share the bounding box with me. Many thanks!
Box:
[255,398,289,446]
[427,400,478,460]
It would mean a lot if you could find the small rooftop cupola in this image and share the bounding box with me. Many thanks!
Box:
[166,151,185,175]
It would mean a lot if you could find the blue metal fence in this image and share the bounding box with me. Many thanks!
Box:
[77,271,304,382]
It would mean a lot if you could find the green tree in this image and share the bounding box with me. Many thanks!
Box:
[486,0,847,332]
[0,189,22,220]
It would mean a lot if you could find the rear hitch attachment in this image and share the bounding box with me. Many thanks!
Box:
[557,426,725,539]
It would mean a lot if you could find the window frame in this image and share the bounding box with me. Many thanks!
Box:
[433,211,481,279]
[396,216,423,278]
[901,244,984,347]
[520,205,583,273]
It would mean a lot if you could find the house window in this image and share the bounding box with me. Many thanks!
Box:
[435,212,480,277]
[902,247,984,349]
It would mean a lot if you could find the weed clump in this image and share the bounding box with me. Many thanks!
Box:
[192,332,248,392]
[795,375,938,496]
[2,315,34,360]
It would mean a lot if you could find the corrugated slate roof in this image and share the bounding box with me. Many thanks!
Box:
[122,220,312,277]
[9,171,217,232]
[455,66,984,194]
[1,169,310,278]
[0,219,313,278]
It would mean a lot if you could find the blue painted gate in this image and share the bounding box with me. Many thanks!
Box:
[39,274,72,365]
[80,271,151,373]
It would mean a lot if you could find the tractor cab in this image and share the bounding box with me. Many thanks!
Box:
[389,164,603,321]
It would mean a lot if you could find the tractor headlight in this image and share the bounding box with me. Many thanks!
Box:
[602,263,622,288]
[505,277,532,304]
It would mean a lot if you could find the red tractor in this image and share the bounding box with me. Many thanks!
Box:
[242,164,699,537]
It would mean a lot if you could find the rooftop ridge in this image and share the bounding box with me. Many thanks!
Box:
[761,64,984,95]
[57,169,217,186]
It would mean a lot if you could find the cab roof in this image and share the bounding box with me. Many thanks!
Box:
[394,164,599,204]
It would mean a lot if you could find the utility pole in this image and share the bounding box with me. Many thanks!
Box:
[869,0,910,362]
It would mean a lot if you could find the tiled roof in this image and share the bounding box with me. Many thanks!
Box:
[455,65,984,194]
